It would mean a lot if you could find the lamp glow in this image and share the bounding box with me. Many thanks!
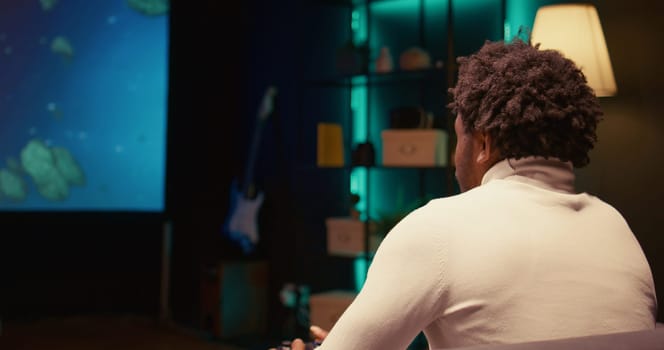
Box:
[531,4,617,97]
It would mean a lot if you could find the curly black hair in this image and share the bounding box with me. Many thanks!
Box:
[448,38,603,167]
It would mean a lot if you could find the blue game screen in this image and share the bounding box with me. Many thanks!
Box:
[0,0,169,211]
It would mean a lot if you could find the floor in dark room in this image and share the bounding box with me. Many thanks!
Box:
[0,314,256,350]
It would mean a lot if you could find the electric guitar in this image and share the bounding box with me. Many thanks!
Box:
[223,85,278,254]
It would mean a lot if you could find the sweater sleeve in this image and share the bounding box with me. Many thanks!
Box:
[317,207,447,350]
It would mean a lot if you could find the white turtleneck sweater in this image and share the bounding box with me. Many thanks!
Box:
[317,158,657,350]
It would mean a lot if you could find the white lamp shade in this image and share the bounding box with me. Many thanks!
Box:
[531,4,617,97]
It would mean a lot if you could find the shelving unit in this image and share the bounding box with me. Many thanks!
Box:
[295,1,505,347]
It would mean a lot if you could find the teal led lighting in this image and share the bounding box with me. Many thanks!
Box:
[354,255,369,292]
[505,0,532,41]
[350,14,368,222]
[351,6,368,46]
[350,77,368,144]
[350,76,368,219]
[350,81,367,220]
[506,0,565,42]
[350,167,367,221]
[351,4,369,293]
[368,0,447,17]
[371,0,418,15]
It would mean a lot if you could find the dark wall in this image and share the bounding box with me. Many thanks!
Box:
[576,0,664,322]
[167,0,319,336]
[165,0,250,327]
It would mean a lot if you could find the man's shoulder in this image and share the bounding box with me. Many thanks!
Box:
[403,189,486,225]
[425,182,501,208]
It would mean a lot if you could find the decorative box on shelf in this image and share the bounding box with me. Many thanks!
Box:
[309,290,358,331]
[381,129,448,167]
[325,217,381,257]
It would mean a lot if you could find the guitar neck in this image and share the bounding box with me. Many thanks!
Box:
[242,118,266,199]
[239,85,277,199]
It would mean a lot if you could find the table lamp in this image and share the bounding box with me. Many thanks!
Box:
[531,4,617,97]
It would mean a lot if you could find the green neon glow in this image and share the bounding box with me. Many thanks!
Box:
[350,79,367,143]
[367,0,450,18]
[351,12,359,32]
[351,4,370,291]
[505,0,533,41]
[506,0,565,42]
[354,256,369,292]
[368,0,450,17]
[349,80,367,219]
[350,1,368,218]
[351,6,367,46]
[350,167,367,219]
[371,0,419,15]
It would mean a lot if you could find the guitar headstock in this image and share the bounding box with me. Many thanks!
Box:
[257,85,278,121]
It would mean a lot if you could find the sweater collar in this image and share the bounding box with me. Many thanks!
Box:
[481,157,576,193]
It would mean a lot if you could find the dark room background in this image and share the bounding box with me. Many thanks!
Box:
[1,0,663,343]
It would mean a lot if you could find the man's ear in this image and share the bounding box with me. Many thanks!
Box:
[475,132,494,164]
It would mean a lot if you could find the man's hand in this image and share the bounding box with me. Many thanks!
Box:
[310,325,329,342]
[289,325,329,350]
[290,338,306,350]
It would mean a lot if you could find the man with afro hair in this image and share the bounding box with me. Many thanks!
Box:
[289,39,657,350]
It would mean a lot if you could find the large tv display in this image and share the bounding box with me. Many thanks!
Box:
[0,0,169,211]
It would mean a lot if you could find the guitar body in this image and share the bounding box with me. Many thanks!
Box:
[223,180,264,254]
[222,86,277,254]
